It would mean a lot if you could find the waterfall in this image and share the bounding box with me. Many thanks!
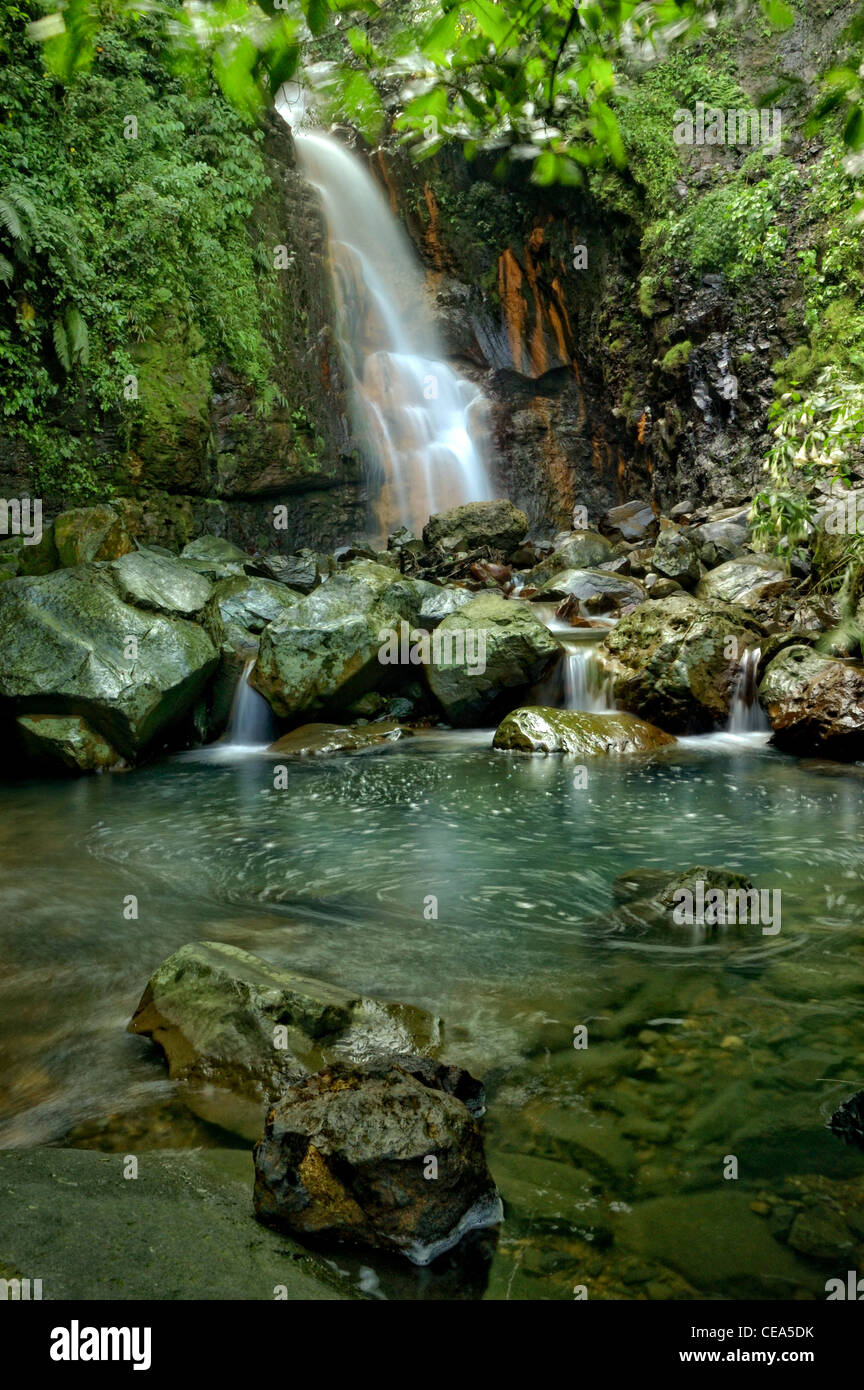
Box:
[531,604,615,712]
[285,120,492,537]
[727,647,768,734]
[561,644,616,713]
[225,659,276,747]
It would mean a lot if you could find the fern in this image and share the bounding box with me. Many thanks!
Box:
[52,319,71,372]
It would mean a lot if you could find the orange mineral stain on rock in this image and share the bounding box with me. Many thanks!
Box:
[499,249,529,372]
[422,183,446,271]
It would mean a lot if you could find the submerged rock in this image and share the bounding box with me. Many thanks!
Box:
[253,1060,500,1264]
[829,1090,864,1152]
[424,592,561,724]
[603,593,762,732]
[0,566,217,762]
[493,706,676,755]
[128,942,441,1140]
[759,644,864,759]
[268,720,409,757]
[0,1148,351,1301]
[422,500,528,555]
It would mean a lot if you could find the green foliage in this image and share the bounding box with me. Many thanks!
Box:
[656,155,800,285]
[0,3,279,497]
[660,339,692,372]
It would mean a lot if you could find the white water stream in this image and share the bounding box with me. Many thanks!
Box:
[281,108,492,537]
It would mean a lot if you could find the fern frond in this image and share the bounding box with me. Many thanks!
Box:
[53,318,71,372]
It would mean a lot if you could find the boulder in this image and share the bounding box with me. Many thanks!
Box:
[252,560,430,718]
[128,941,440,1140]
[0,567,218,760]
[651,528,701,588]
[53,505,135,567]
[204,576,301,653]
[531,568,646,614]
[521,532,612,588]
[829,1090,864,1152]
[696,555,790,612]
[422,500,528,555]
[603,594,763,733]
[268,720,409,757]
[253,1060,501,1264]
[688,519,749,566]
[425,592,561,724]
[107,548,213,618]
[17,522,60,575]
[247,550,322,594]
[599,500,658,543]
[758,644,864,759]
[493,707,676,755]
[15,713,122,772]
[180,535,250,580]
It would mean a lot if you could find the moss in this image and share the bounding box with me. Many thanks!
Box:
[661,340,693,373]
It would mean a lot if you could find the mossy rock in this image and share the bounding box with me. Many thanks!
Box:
[493,706,676,755]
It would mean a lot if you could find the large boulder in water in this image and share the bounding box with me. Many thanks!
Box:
[253,1060,501,1264]
[15,713,122,771]
[758,644,864,759]
[128,941,441,1140]
[602,593,762,733]
[422,500,528,555]
[493,706,676,755]
[425,592,561,724]
[252,560,434,718]
[0,566,217,762]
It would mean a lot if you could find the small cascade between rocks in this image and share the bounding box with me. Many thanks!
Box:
[225,659,276,747]
[531,603,616,713]
[727,646,768,734]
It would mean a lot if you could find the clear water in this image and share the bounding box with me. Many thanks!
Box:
[2,733,864,1299]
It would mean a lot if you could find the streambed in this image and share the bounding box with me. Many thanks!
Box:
[2,731,863,1299]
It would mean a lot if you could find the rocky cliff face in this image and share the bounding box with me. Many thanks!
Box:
[346,0,858,536]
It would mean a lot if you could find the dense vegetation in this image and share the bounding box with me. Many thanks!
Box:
[3,0,864,557]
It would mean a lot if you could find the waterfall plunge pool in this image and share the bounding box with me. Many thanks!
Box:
[2,732,863,1299]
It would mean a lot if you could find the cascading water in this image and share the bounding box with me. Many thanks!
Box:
[531,604,616,713]
[284,118,492,537]
[727,646,769,734]
[225,659,277,747]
